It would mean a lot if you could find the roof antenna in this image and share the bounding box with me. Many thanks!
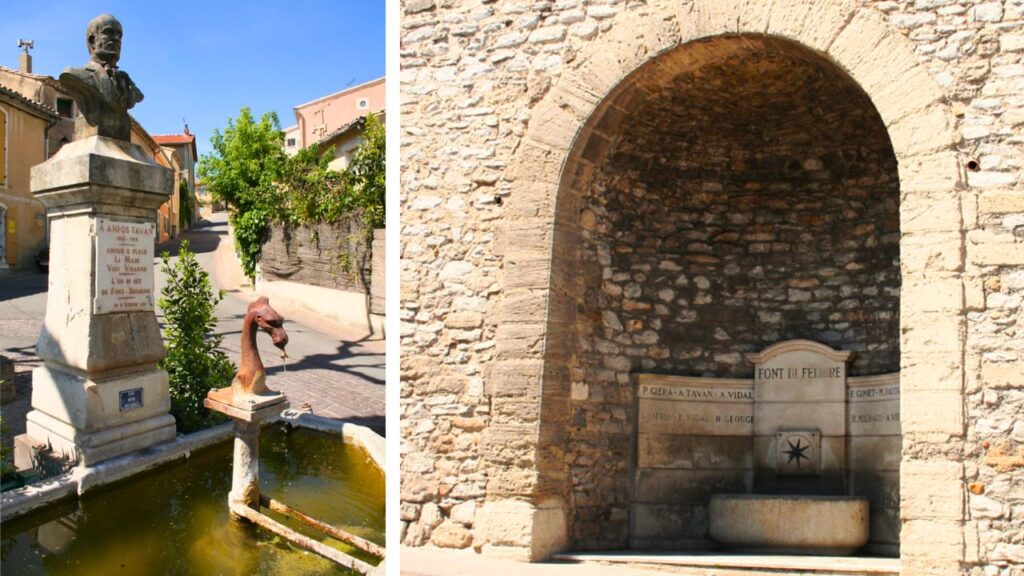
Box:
[183,117,190,135]
[17,39,34,73]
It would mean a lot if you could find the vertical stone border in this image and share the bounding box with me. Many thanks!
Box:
[496,0,964,569]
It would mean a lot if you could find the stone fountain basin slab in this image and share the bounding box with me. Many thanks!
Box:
[709,494,869,555]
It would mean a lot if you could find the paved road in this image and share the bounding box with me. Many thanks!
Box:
[1,213,385,443]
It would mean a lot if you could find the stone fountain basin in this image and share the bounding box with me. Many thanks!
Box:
[709,494,869,556]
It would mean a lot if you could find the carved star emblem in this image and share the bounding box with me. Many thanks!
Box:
[783,437,810,467]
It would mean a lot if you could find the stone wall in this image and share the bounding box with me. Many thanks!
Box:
[261,215,372,294]
[400,0,1024,571]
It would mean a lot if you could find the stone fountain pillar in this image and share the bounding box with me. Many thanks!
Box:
[206,391,288,514]
[204,297,290,516]
[19,136,176,466]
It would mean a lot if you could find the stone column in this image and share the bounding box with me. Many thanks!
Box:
[229,419,260,512]
[19,135,176,466]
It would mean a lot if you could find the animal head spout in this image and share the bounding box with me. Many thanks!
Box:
[250,297,288,351]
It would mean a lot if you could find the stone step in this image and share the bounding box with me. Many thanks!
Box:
[551,552,900,576]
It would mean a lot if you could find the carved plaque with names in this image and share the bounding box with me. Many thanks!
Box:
[94,218,155,314]
[637,375,754,436]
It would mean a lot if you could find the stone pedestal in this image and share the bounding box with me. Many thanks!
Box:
[205,387,288,516]
[15,136,176,467]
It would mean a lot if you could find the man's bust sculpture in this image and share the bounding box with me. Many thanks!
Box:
[59,14,143,141]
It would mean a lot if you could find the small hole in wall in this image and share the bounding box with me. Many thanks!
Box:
[494,195,503,205]
[966,160,980,171]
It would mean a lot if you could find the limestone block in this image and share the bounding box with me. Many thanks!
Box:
[967,230,1024,266]
[900,276,963,313]
[900,311,965,356]
[631,502,708,540]
[900,231,964,273]
[753,402,845,436]
[25,409,175,466]
[31,136,171,213]
[502,253,551,290]
[709,494,869,555]
[871,62,946,127]
[477,498,567,560]
[900,390,964,435]
[830,11,931,128]
[493,324,545,360]
[693,0,772,35]
[900,191,962,234]
[774,0,856,53]
[637,434,752,469]
[979,190,1024,214]
[29,365,169,431]
[490,397,540,426]
[897,151,961,193]
[899,354,962,393]
[900,518,964,572]
[430,520,474,548]
[634,469,750,504]
[495,289,549,324]
[980,362,1024,390]
[486,360,543,398]
[900,459,963,520]
[848,437,902,471]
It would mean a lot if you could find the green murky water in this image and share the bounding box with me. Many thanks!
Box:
[0,426,384,575]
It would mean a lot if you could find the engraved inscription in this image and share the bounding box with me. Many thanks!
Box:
[94,218,155,314]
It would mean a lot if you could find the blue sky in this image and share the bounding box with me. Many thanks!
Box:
[0,1,385,156]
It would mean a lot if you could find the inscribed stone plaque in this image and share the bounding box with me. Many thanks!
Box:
[748,340,851,403]
[847,373,900,436]
[94,218,155,314]
[636,375,753,436]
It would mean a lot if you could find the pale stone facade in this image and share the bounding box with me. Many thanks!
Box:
[400,1,1023,574]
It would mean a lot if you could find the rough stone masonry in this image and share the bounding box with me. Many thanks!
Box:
[400,0,1023,574]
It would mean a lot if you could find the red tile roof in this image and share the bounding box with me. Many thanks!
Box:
[152,133,197,159]
[152,134,194,144]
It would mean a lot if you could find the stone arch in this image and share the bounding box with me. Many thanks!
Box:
[492,0,965,569]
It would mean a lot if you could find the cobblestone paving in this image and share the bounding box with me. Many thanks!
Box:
[0,215,385,451]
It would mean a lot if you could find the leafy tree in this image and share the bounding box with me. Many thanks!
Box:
[158,240,235,434]
[178,178,195,230]
[346,113,386,228]
[197,107,286,278]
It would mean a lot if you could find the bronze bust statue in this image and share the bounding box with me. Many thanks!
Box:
[59,14,143,141]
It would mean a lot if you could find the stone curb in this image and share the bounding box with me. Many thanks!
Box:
[280,409,386,474]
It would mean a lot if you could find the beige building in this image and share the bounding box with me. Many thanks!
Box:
[129,123,182,243]
[0,65,75,156]
[283,77,385,169]
[400,1,1024,574]
[153,129,199,225]
[0,85,58,270]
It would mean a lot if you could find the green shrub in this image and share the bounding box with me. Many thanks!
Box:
[0,416,14,478]
[158,240,235,434]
